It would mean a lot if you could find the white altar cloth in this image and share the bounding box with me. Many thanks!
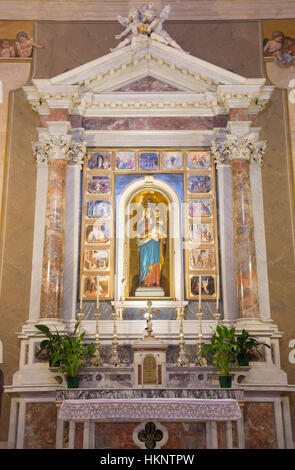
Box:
[59,398,241,421]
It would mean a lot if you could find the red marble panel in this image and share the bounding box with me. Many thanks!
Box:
[24,402,57,449]
[158,364,162,385]
[48,108,69,121]
[82,116,226,131]
[39,115,49,128]
[229,108,249,121]
[95,423,138,449]
[40,159,68,318]
[217,422,227,449]
[75,422,84,449]
[162,422,206,449]
[249,114,258,126]
[114,76,181,92]
[231,159,260,318]
[244,402,277,449]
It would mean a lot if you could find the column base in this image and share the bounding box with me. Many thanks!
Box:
[234,317,273,333]
[10,363,61,387]
[242,362,288,386]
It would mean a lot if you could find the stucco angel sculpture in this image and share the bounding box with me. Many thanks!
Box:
[111,3,186,52]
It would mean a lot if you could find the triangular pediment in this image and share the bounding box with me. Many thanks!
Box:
[33,40,256,95]
[24,40,272,118]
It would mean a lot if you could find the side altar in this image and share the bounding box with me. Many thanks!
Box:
[4,3,295,450]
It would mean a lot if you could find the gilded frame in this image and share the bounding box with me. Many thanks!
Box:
[79,147,219,302]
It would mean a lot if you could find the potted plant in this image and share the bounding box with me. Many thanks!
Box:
[35,322,95,388]
[35,324,63,367]
[201,324,238,388]
[236,329,271,367]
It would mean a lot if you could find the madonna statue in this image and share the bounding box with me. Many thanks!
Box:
[136,204,167,288]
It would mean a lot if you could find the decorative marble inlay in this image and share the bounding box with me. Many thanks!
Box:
[24,402,57,449]
[162,422,206,449]
[82,116,226,131]
[244,402,276,449]
[95,423,138,449]
[59,398,241,421]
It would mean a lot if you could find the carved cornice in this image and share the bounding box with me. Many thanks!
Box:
[23,85,80,115]
[23,41,274,119]
[33,135,86,168]
[217,85,274,114]
[211,134,266,167]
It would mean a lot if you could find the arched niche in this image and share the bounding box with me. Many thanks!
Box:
[116,175,184,304]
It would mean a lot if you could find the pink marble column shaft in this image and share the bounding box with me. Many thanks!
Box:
[40,159,68,318]
[231,159,260,318]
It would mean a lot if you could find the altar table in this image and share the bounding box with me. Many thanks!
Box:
[56,398,243,449]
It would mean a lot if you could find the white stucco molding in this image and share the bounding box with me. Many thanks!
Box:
[217,84,274,114]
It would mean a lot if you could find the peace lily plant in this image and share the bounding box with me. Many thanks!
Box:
[201,325,270,388]
[201,324,238,388]
[35,322,95,388]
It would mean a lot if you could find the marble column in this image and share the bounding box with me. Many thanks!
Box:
[33,135,85,319]
[213,153,237,322]
[212,134,265,319]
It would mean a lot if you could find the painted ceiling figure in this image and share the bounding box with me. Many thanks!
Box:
[112,3,186,52]
[136,204,167,288]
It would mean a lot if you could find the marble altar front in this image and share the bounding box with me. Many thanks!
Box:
[55,388,244,449]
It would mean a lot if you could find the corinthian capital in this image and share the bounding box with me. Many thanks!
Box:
[211,134,266,167]
[33,135,86,168]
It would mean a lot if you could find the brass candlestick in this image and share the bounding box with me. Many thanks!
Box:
[195,308,208,367]
[175,306,181,320]
[213,274,221,325]
[77,310,85,333]
[140,301,160,338]
[213,309,221,325]
[109,309,121,367]
[176,307,189,367]
[90,309,103,367]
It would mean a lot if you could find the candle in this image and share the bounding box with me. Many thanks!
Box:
[216,274,219,312]
[80,274,83,312]
[96,275,100,310]
[121,277,125,302]
[114,274,117,300]
[199,275,202,311]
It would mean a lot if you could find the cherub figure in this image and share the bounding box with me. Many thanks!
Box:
[147,4,186,52]
[111,8,146,51]
[264,31,293,66]
[112,3,187,53]
[0,39,15,58]
[15,31,44,58]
